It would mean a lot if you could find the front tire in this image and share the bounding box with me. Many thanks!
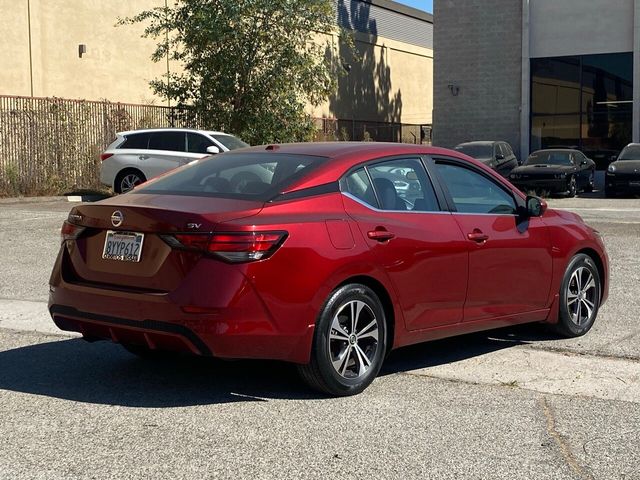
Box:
[584,169,594,192]
[298,284,387,396]
[567,176,577,197]
[554,254,601,337]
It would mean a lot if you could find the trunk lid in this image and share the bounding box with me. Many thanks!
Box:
[62,194,263,292]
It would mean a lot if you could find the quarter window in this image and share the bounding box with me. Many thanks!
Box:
[435,162,517,215]
[341,168,377,208]
[120,132,151,149]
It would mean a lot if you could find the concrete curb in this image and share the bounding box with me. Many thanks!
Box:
[0,196,66,205]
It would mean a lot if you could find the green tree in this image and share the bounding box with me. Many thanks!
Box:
[120,0,344,144]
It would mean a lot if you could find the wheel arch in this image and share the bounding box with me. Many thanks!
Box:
[574,247,606,302]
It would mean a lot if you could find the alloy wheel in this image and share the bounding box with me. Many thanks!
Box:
[120,173,143,193]
[328,300,379,379]
[566,266,597,326]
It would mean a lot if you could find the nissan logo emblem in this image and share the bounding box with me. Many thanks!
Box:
[111,211,124,227]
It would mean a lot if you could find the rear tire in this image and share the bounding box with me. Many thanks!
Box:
[554,254,601,337]
[298,284,387,396]
[115,169,146,194]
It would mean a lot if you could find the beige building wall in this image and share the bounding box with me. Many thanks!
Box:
[0,0,169,105]
[0,1,432,124]
[311,31,433,126]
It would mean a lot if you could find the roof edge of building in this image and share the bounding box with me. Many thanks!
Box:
[360,0,433,24]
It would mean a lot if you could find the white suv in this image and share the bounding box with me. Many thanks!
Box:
[100,128,249,193]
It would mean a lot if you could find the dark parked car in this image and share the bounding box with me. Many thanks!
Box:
[454,141,519,177]
[50,143,609,396]
[509,149,595,197]
[605,143,640,197]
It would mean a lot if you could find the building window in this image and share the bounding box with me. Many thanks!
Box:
[531,52,632,167]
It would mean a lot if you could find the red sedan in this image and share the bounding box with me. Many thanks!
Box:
[49,143,609,395]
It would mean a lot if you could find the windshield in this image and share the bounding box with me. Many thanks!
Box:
[525,151,573,166]
[618,145,640,160]
[454,144,492,159]
[211,134,249,150]
[135,152,326,200]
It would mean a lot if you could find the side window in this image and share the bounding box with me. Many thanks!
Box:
[186,133,214,154]
[497,143,508,160]
[120,132,151,149]
[148,131,186,152]
[367,158,440,211]
[435,162,517,215]
[341,168,377,208]
[504,143,514,157]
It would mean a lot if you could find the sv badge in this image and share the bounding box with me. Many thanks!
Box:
[186,223,202,230]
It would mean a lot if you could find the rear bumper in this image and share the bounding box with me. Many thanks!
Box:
[48,248,315,364]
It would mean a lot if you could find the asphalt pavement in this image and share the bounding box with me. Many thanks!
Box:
[0,192,639,479]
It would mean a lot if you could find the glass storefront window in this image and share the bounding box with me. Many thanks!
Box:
[531,52,633,168]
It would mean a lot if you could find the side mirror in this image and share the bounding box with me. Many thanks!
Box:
[495,153,505,160]
[526,195,547,217]
[406,171,418,181]
[206,145,220,154]
[610,155,618,162]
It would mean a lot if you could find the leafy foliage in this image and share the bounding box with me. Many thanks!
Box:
[120,0,345,144]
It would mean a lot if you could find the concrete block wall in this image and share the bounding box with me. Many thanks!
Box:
[433,0,523,157]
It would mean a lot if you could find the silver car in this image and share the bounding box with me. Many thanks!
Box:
[100,128,249,193]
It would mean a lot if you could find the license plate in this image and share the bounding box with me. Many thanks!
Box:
[102,231,144,262]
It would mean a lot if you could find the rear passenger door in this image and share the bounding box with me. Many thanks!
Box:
[341,157,469,330]
[144,131,188,178]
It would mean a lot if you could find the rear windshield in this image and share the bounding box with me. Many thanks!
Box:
[526,151,573,166]
[134,152,327,200]
[211,134,249,151]
[618,145,640,160]
[454,144,492,159]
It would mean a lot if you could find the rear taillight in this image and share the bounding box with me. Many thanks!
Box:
[164,231,287,263]
[60,221,85,244]
[100,153,113,162]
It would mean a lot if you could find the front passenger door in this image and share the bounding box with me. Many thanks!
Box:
[431,158,553,322]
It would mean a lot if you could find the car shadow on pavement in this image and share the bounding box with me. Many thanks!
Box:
[0,323,560,406]
[382,323,559,375]
[0,337,315,406]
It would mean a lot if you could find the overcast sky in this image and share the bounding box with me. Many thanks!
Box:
[393,0,432,13]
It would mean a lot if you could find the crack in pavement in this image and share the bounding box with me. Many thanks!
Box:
[539,396,595,480]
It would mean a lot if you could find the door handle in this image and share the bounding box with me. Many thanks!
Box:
[139,155,149,160]
[367,229,395,242]
[467,229,489,243]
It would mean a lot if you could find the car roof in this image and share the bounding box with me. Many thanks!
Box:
[455,141,497,147]
[228,142,520,195]
[530,149,581,155]
[116,128,230,136]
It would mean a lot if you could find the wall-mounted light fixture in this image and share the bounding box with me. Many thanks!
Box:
[78,44,87,58]
[447,84,460,96]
